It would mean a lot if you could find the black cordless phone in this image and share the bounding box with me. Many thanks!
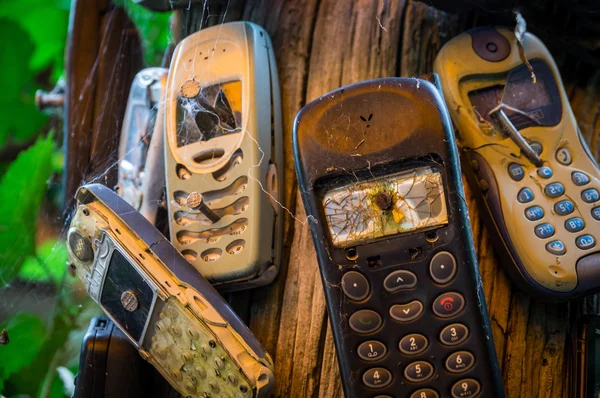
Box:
[293,77,505,398]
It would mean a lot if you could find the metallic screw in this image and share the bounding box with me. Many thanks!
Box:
[120,290,138,312]
[186,192,221,223]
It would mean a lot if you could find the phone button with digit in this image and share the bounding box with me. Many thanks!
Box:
[399,333,429,355]
[439,323,469,346]
[404,361,434,383]
[445,351,475,374]
[357,340,387,362]
[451,378,481,398]
[362,367,392,389]
[410,389,439,398]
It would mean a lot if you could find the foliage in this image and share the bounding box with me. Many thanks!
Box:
[0,134,55,284]
[0,0,69,146]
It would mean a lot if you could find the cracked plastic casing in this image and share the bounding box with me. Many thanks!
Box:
[164,22,283,292]
[434,27,600,299]
[66,183,274,397]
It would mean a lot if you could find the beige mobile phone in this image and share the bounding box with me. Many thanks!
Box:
[164,22,283,291]
[434,27,600,298]
[66,183,274,397]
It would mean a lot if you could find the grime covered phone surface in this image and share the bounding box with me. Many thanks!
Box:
[293,77,504,398]
[434,27,600,299]
[117,67,168,225]
[164,21,283,292]
[66,183,274,398]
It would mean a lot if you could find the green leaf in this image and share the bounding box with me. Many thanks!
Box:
[0,314,47,383]
[0,134,55,284]
[0,19,47,145]
[17,240,68,284]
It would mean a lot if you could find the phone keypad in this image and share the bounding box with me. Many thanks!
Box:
[508,163,525,181]
[554,200,574,215]
[429,251,457,284]
[357,340,387,361]
[451,378,481,398]
[565,217,585,233]
[592,207,600,220]
[432,292,465,318]
[537,166,553,178]
[342,271,370,301]
[582,188,599,203]
[445,351,475,374]
[572,171,590,186]
[410,389,439,398]
[517,188,534,203]
[556,147,572,165]
[439,323,469,346]
[576,235,596,250]
[544,182,565,198]
[349,310,382,334]
[534,223,555,239]
[363,368,392,389]
[383,270,417,292]
[546,240,566,255]
[399,333,429,355]
[404,361,434,383]
[525,206,544,221]
[390,300,424,322]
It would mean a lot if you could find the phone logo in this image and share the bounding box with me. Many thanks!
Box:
[440,297,455,311]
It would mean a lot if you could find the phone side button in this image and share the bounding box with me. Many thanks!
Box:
[432,292,465,318]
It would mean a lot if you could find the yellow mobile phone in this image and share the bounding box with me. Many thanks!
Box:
[434,27,600,299]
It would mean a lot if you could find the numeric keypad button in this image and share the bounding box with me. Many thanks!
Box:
[508,163,525,181]
[446,351,475,374]
[592,207,600,221]
[349,310,382,334]
[525,206,544,221]
[362,368,392,389]
[576,235,596,250]
[432,292,465,318]
[357,340,387,362]
[545,182,565,198]
[537,166,553,179]
[556,147,572,165]
[429,251,457,284]
[383,270,417,293]
[410,389,439,398]
[440,323,469,346]
[517,188,534,203]
[582,189,600,203]
[546,240,566,255]
[399,334,429,355]
[565,217,585,233]
[404,361,434,383]
[341,271,370,301]
[535,223,555,239]
[390,301,424,322]
[451,379,481,398]
[572,172,590,186]
[555,200,575,215]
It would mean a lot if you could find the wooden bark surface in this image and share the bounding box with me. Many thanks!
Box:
[75,0,600,396]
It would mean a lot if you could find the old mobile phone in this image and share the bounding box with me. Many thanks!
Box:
[434,27,600,299]
[73,317,179,398]
[117,67,168,225]
[164,21,283,292]
[66,183,274,398]
[573,315,600,398]
[293,77,504,398]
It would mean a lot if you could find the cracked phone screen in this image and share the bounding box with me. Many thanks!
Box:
[176,80,242,148]
[468,58,560,131]
[323,166,448,248]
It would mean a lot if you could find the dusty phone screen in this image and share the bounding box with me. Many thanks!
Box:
[175,80,242,147]
[322,166,448,248]
[467,59,559,130]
